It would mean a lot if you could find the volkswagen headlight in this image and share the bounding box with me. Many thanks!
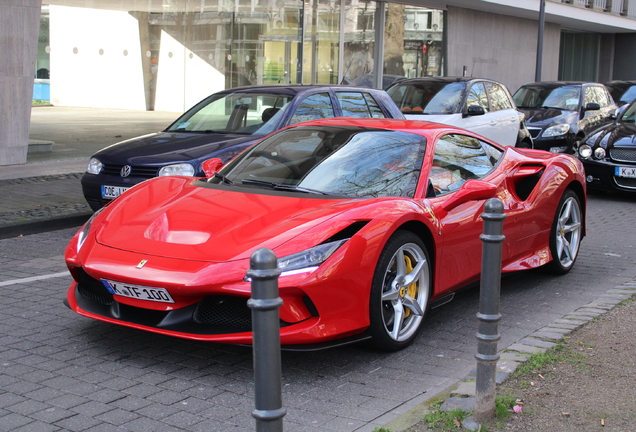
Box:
[542,124,570,138]
[158,163,195,177]
[87,158,103,175]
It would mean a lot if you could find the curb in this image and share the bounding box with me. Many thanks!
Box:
[0,212,92,240]
[381,278,636,432]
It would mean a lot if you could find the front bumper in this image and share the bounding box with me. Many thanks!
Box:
[530,136,573,153]
[580,158,636,193]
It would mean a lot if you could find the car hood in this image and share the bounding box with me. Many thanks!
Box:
[94,177,368,262]
[93,132,259,166]
[589,122,636,148]
[520,108,578,127]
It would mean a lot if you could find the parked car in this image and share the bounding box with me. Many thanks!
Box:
[577,98,636,193]
[65,117,586,352]
[605,80,636,107]
[513,81,618,154]
[385,77,532,148]
[81,85,404,211]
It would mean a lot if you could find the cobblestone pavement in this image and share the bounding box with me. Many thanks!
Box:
[0,193,634,431]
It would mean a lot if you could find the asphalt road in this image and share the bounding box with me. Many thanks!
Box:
[0,193,635,431]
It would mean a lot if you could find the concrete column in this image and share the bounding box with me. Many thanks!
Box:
[0,0,42,166]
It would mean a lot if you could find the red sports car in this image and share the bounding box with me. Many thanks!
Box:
[64,118,586,351]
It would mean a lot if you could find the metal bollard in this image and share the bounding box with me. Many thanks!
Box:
[246,248,287,432]
[474,198,506,424]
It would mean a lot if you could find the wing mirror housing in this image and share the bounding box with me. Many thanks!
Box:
[202,158,224,178]
[584,102,601,112]
[441,180,497,212]
[464,104,486,118]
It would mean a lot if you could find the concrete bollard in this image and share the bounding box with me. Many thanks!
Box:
[474,198,506,424]
[246,248,287,432]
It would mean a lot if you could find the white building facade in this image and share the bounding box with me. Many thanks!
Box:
[3,0,636,166]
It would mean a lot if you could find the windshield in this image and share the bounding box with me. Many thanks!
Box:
[211,126,427,198]
[513,86,581,111]
[388,81,466,115]
[167,92,293,135]
[620,102,636,123]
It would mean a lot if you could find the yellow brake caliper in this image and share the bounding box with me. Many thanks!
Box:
[402,255,418,318]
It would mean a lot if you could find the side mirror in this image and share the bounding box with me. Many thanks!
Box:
[584,102,601,112]
[441,180,497,212]
[464,104,486,117]
[201,158,224,178]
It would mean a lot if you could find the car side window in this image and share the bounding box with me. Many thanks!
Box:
[289,93,335,125]
[429,134,502,196]
[336,92,386,118]
[584,87,597,106]
[485,83,513,111]
[465,83,489,112]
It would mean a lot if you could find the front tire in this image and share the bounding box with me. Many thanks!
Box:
[545,189,583,274]
[367,231,431,351]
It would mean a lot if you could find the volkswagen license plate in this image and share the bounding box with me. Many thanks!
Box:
[101,279,175,303]
[101,185,129,199]
[615,166,636,178]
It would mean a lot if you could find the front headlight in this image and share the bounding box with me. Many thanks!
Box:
[578,145,592,159]
[158,163,195,177]
[594,147,606,160]
[77,208,104,252]
[277,239,348,276]
[542,124,570,138]
[87,158,103,174]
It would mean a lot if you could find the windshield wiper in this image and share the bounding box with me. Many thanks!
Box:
[213,172,234,185]
[241,179,328,195]
[541,106,566,110]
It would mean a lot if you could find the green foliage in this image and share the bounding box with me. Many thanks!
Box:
[495,395,517,420]
[374,428,393,432]
[423,403,469,430]
[512,343,566,375]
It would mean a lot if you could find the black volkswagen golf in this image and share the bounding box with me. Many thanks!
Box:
[80,85,404,211]
[513,81,617,154]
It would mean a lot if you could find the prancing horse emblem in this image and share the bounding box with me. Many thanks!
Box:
[136,260,148,269]
[120,165,132,177]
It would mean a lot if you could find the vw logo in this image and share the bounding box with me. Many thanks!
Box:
[120,165,132,177]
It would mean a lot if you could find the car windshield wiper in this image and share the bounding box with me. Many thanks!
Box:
[241,179,328,195]
[541,106,566,110]
[213,172,234,185]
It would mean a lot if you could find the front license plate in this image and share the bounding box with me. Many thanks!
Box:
[615,166,636,178]
[101,279,175,303]
[101,185,129,199]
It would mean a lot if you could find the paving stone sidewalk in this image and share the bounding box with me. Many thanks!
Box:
[0,173,92,239]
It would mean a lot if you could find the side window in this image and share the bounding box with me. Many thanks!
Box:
[289,93,335,125]
[335,92,386,118]
[465,83,489,112]
[429,134,502,196]
[486,83,513,111]
[584,86,596,106]
[363,93,387,118]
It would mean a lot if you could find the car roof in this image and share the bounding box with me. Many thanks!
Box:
[214,84,386,96]
[388,76,502,85]
[519,81,604,88]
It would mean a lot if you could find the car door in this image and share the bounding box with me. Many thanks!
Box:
[484,82,520,147]
[426,133,509,293]
[460,82,496,142]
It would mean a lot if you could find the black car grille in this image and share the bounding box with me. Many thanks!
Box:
[102,164,159,179]
[77,269,114,305]
[193,296,253,331]
[614,177,636,189]
[609,148,636,163]
[527,128,542,138]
